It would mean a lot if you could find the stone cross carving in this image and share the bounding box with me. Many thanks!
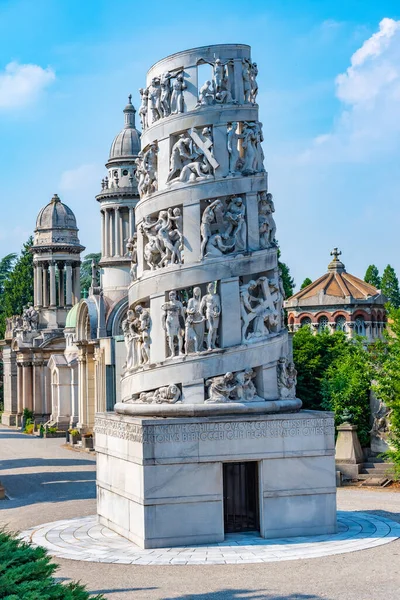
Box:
[331,248,342,261]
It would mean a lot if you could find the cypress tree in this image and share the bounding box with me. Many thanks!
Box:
[364,264,381,289]
[381,264,400,308]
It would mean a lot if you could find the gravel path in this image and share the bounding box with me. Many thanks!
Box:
[1,425,399,600]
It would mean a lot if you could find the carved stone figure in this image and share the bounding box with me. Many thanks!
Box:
[122,309,136,370]
[200,282,221,350]
[204,233,235,258]
[162,290,185,357]
[198,80,214,106]
[241,122,258,174]
[140,207,183,270]
[22,303,39,332]
[224,196,246,251]
[184,313,204,354]
[148,77,162,123]
[370,400,392,441]
[227,122,240,174]
[186,287,204,352]
[200,198,224,259]
[250,62,258,104]
[254,121,265,171]
[242,60,251,103]
[135,384,181,404]
[240,277,280,341]
[206,368,262,403]
[258,192,277,249]
[138,88,148,130]
[126,234,137,281]
[135,305,151,365]
[142,142,158,195]
[160,71,172,118]
[170,73,186,114]
[134,152,146,196]
[277,357,297,399]
[167,135,193,182]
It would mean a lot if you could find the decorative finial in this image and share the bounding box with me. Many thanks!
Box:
[128,93,132,104]
[123,94,136,128]
[51,193,60,204]
[330,247,342,261]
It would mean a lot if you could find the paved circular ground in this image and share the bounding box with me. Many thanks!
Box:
[20,510,400,565]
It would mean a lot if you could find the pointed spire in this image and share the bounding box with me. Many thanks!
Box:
[123,94,136,129]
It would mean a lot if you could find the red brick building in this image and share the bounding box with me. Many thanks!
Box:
[285,249,387,340]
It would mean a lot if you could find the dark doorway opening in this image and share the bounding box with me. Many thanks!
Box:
[223,461,260,533]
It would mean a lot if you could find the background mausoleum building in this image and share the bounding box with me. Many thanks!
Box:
[1,194,84,426]
[285,249,387,340]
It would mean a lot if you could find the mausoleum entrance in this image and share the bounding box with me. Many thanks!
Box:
[223,461,260,533]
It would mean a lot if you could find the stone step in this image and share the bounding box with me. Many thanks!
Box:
[363,461,394,469]
[361,476,392,487]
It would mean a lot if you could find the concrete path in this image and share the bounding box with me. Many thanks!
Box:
[1,425,399,600]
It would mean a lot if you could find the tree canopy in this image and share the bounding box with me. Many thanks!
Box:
[0,239,34,338]
[381,264,400,308]
[300,277,313,290]
[364,264,381,289]
[80,252,101,293]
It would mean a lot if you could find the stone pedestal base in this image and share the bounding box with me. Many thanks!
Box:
[335,423,364,480]
[1,412,20,427]
[95,410,337,549]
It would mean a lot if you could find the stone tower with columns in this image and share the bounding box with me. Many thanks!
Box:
[97,96,141,302]
[95,44,337,549]
[1,194,84,427]
[33,193,84,329]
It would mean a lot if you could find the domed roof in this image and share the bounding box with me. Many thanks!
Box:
[109,95,141,161]
[65,302,79,329]
[34,194,83,249]
[286,249,384,306]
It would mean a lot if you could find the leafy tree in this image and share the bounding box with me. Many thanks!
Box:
[321,340,372,446]
[0,253,17,295]
[373,307,400,478]
[364,264,381,289]
[276,249,295,298]
[0,528,104,599]
[381,264,400,308]
[80,252,101,293]
[300,277,312,290]
[293,326,349,411]
[0,238,34,338]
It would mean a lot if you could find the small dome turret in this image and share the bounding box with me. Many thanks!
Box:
[109,95,141,161]
[34,194,83,249]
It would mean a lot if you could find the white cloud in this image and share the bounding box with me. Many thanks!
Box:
[299,18,400,164]
[0,62,55,109]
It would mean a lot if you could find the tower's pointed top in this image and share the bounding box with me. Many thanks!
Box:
[328,247,346,272]
[123,94,136,128]
[51,193,60,204]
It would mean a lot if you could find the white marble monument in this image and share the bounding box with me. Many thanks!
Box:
[95,44,337,549]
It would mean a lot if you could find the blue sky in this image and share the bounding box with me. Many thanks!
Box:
[0,0,399,289]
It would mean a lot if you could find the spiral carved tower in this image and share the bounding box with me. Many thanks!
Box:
[96,45,337,549]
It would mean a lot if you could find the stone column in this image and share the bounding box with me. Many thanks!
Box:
[149,292,167,363]
[77,350,88,430]
[100,210,105,257]
[119,208,125,256]
[58,263,65,307]
[17,364,23,416]
[49,262,57,307]
[219,276,241,347]
[136,222,144,278]
[33,361,44,416]
[42,264,49,308]
[33,264,38,307]
[183,202,201,264]
[22,363,33,411]
[73,265,81,303]
[233,58,245,104]
[104,209,110,257]
[246,192,260,251]
[212,124,229,178]
[114,207,120,257]
[65,263,73,307]
[109,209,114,256]
[129,207,134,238]
[36,264,43,308]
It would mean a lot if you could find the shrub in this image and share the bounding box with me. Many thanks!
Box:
[24,424,34,435]
[22,408,34,421]
[69,429,80,438]
[47,427,58,435]
[0,528,104,599]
